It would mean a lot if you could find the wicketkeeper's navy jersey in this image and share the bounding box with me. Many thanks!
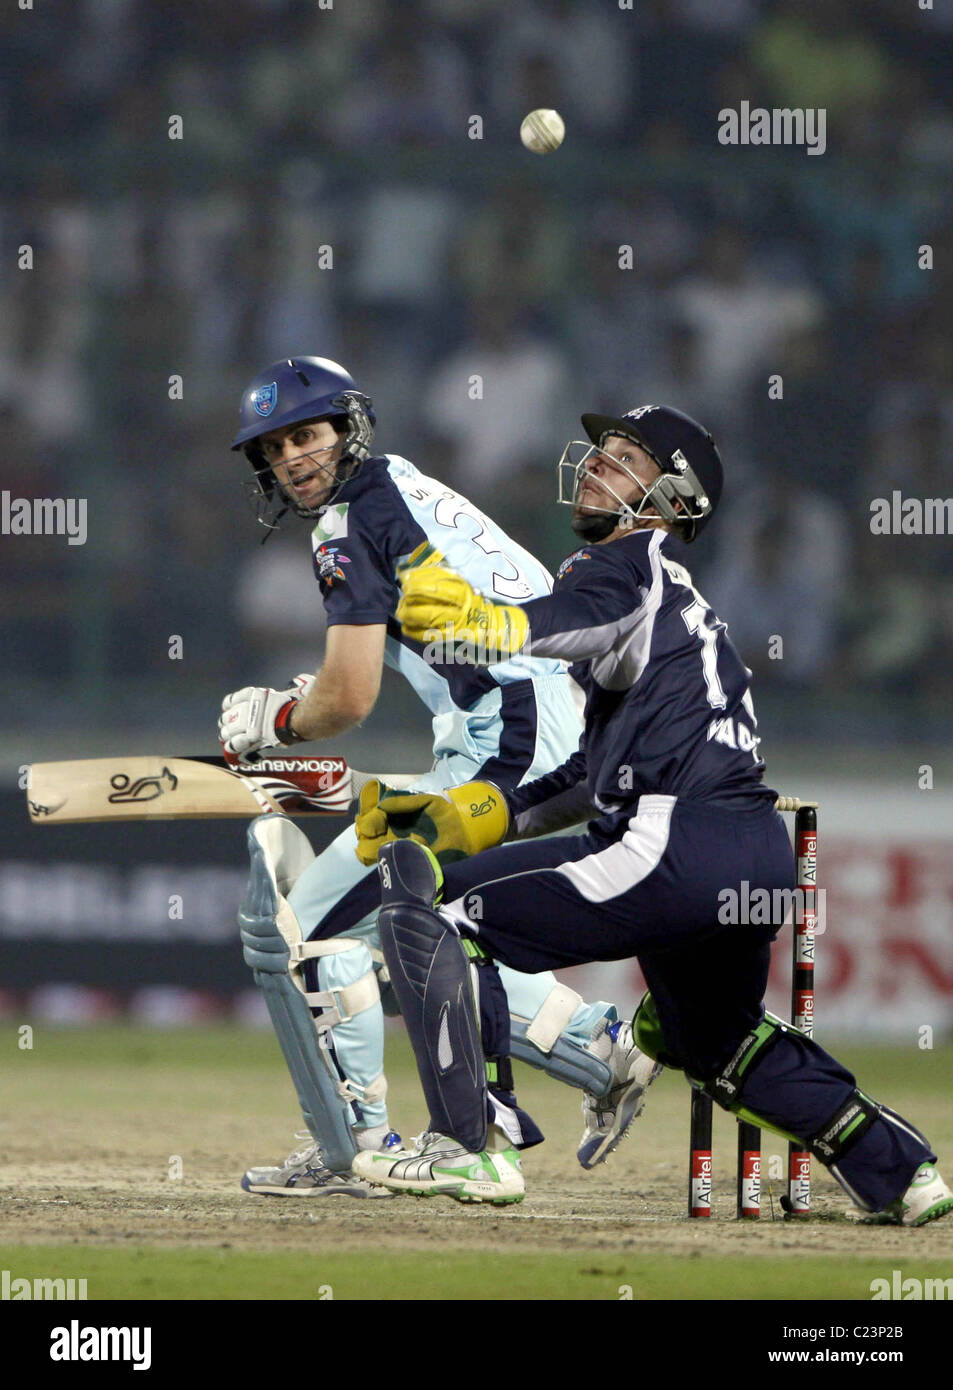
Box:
[510,528,776,815]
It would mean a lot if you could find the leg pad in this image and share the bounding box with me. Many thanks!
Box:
[378,841,488,1154]
[239,817,357,1173]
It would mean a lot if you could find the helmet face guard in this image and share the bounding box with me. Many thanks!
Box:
[557,437,713,540]
[557,405,722,544]
[232,357,376,532]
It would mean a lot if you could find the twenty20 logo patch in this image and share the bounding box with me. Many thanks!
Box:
[314,544,350,585]
[556,549,591,581]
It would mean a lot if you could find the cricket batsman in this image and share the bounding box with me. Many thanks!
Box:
[352,402,953,1224]
[218,357,659,1196]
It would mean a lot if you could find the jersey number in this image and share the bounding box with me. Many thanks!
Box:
[426,489,536,600]
[680,600,728,710]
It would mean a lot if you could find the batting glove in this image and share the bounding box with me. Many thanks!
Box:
[219,674,315,757]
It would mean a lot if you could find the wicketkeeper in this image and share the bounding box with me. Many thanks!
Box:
[351,403,952,1225]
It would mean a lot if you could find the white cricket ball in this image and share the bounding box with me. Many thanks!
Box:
[520,108,565,155]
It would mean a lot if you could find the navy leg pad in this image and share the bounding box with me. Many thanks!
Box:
[378,842,488,1154]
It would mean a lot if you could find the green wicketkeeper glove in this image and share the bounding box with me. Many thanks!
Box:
[354,779,510,867]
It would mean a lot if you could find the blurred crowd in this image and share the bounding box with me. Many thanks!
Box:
[3,0,953,735]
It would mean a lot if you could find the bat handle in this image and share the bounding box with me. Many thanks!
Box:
[222,744,260,768]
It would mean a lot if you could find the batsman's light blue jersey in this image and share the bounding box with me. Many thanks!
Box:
[310,454,581,784]
[287,455,602,1134]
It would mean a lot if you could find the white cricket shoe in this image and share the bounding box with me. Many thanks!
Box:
[353,1130,525,1205]
[578,1017,662,1170]
[853,1163,953,1227]
[241,1130,399,1197]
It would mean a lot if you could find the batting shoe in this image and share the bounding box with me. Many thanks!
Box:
[352,1130,525,1205]
[241,1130,401,1198]
[578,1017,663,1170]
[852,1164,953,1227]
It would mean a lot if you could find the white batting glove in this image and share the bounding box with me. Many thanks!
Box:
[219,674,315,757]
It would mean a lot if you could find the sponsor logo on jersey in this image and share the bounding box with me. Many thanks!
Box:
[314,543,350,585]
[556,549,591,580]
[251,382,278,416]
[312,501,349,543]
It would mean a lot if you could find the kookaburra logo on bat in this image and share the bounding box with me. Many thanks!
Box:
[107,767,179,803]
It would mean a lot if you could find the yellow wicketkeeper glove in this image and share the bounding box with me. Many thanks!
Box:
[396,544,529,663]
[354,778,510,867]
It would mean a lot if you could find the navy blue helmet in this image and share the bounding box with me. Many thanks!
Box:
[558,404,724,543]
[232,356,376,527]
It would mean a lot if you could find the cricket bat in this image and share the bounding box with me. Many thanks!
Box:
[26,755,425,825]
